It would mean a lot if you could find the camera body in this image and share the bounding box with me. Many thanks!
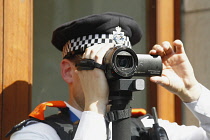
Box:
[103,46,162,81]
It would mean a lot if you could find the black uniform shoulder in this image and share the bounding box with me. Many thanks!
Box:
[5,118,42,137]
[43,107,77,140]
[6,107,77,140]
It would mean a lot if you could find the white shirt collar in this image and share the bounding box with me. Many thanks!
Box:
[64,101,82,119]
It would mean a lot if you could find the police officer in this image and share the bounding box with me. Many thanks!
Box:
[10,12,210,140]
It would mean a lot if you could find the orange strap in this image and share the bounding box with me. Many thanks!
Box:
[29,101,67,120]
[131,108,147,117]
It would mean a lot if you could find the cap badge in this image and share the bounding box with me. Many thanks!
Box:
[113,26,126,47]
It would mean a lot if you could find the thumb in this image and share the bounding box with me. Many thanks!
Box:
[150,76,169,87]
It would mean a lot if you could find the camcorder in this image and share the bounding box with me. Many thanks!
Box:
[76,46,162,80]
[99,45,162,94]
[76,46,162,92]
[103,46,162,80]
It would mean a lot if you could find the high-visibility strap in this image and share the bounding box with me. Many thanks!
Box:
[29,101,67,120]
[131,108,147,117]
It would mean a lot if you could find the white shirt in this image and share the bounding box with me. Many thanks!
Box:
[11,84,210,140]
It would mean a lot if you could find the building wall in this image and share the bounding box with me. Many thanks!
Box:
[182,0,210,126]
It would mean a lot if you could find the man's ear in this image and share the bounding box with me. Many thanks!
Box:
[60,59,75,84]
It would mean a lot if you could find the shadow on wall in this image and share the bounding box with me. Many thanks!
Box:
[0,81,31,140]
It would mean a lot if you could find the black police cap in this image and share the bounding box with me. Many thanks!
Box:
[51,12,142,52]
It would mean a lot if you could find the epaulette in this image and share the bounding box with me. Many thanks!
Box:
[29,101,67,120]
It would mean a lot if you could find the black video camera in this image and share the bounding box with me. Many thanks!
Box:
[103,46,162,80]
[76,46,162,81]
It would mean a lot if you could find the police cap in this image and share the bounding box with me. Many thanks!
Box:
[51,12,142,57]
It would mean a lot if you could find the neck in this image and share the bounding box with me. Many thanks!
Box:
[68,87,85,112]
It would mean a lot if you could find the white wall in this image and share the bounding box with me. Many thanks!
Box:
[182,0,210,126]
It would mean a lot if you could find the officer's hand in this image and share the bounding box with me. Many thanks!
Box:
[76,43,114,115]
[149,40,200,102]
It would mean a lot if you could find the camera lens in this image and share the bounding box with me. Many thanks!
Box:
[103,47,138,80]
[113,49,137,78]
[117,56,132,68]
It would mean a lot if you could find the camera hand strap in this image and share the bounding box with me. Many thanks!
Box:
[76,59,106,71]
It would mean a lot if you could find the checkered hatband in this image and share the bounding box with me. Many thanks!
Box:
[62,34,131,58]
